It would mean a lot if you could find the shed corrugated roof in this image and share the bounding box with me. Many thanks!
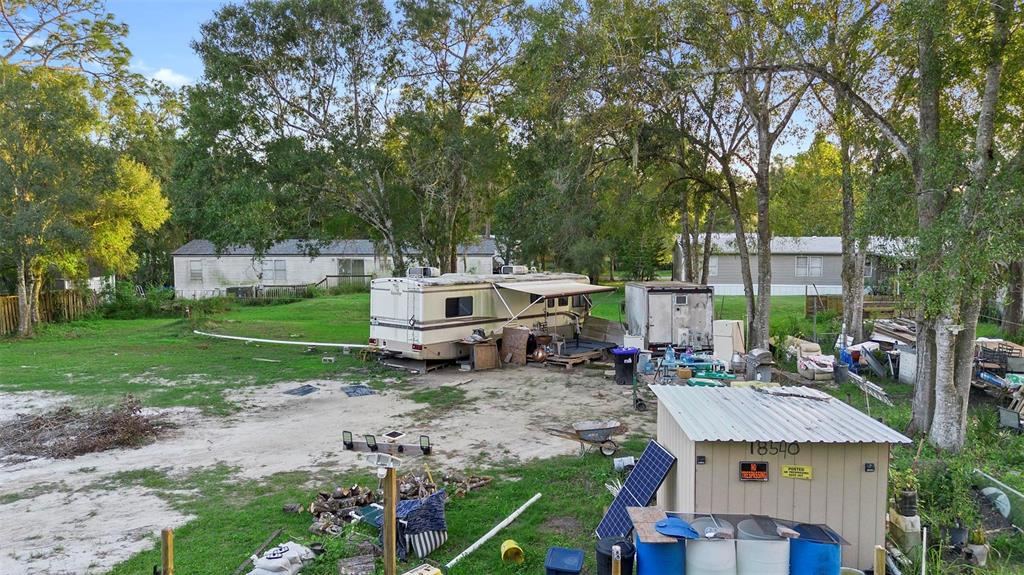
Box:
[651,385,911,444]
[696,234,913,257]
[172,238,498,257]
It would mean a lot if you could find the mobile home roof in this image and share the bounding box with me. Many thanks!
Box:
[651,385,911,444]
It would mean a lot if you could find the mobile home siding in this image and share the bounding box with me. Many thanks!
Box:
[709,254,845,295]
[686,441,889,570]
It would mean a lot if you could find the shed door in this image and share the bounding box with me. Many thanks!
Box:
[648,293,674,343]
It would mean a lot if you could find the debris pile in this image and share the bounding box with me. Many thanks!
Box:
[442,472,493,497]
[0,395,161,459]
[307,485,376,535]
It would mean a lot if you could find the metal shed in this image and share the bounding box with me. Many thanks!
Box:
[651,385,911,570]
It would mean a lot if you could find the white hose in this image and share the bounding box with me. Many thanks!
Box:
[444,493,542,570]
[192,330,370,349]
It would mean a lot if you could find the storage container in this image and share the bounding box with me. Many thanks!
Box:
[545,547,585,575]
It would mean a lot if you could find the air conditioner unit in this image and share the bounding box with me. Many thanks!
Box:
[407,266,441,278]
[500,265,529,275]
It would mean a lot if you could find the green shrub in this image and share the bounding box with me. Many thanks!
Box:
[99,281,176,319]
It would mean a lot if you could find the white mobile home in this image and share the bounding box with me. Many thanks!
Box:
[369,271,614,360]
[172,238,498,299]
[624,281,715,352]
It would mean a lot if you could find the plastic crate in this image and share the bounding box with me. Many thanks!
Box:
[545,547,584,575]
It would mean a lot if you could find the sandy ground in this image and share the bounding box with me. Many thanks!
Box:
[0,365,654,574]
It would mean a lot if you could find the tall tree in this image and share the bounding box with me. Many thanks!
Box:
[176,0,413,272]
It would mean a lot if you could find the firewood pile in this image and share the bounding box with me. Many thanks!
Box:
[442,472,493,497]
[308,485,377,535]
[0,395,161,459]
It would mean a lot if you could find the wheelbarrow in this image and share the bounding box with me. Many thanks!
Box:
[546,420,623,456]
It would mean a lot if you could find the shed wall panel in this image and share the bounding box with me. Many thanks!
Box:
[687,440,887,570]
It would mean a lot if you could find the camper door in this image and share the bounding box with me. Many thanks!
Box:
[648,292,675,344]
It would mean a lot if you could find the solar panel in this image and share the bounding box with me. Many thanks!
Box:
[595,488,640,538]
[595,440,676,538]
[622,441,676,505]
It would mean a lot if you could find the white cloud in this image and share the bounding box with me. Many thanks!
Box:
[151,67,191,89]
[130,59,192,89]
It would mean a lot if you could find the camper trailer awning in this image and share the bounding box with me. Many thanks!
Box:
[496,280,615,298]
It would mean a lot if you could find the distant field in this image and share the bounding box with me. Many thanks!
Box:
[0,295,371,413]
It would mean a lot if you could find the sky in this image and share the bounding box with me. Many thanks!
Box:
[109,0,228,89]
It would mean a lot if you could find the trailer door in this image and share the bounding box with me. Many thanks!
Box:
[648,292,675,344]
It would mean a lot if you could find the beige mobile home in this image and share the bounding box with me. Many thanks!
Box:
[652,385,911,570]
[369,271,614,360]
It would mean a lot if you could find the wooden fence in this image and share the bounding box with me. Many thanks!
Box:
[0,291,99,335]
[805,294,906,319]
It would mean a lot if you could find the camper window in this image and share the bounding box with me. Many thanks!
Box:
[558,296,569,307]
[572,295,587,308]
[547,298,555,308]
[445,296,473,318]
[674,295,688,305]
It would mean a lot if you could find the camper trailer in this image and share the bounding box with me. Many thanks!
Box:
[369,271,614,360]
[624,281,714,352]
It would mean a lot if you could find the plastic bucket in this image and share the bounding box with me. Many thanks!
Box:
[789,524,840,575]
[736,540,788,575]
[501,539,524,564]
[596,537,635,575]
[633,532,683,575]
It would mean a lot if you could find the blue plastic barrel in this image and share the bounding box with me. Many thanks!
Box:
[634,532,685,575]
[789,524,841,575]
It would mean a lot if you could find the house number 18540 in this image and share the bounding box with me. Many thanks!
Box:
[749,441,800,457]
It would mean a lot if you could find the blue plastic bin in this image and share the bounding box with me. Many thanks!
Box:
[545,547,585,575]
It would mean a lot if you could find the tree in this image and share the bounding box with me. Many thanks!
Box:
[735,0,1024,450]
[0,64,168,335]
[175,0,413,272]
[769,134,842,236]
[396,0,523,272]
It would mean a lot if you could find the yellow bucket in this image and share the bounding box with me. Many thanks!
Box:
[501,539,525,564]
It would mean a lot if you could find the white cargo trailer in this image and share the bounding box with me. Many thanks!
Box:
[624,281,715,352]
[370,271,614,360]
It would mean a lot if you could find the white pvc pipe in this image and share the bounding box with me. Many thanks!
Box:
[921,526,927,575]
[445,492,542,570]
[192,330,370,349]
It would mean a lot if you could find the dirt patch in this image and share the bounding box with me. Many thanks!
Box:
[540,515,585,535]
[0,486,193,575]
[0,390,73,423]
[0,365,654,573]
[0,396,164,460]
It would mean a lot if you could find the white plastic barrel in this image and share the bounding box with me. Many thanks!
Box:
[687,517,737,575]
[735,518,789,575]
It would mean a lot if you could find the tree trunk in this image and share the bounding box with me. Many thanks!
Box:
[1005,261,1023,336]
[699,202,716,284]
[752,115,773,350]
[724,178,756,343]
[31,271,43,325]
[929,297,981,450]
[16,255,33,337]
[838,108,863,342]
[909,314,937,435]
[678,186,693,281]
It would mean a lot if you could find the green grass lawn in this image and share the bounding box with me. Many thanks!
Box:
[107,440,645,575]
[0,295,372,413]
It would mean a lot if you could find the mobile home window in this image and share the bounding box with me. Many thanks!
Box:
[339,258,365,277]
[708,255,719,277]
[189,260,203,282]
[795,256,823,277]
[262,259,287,282]
[445,296,473,318]
[864,259,873,278]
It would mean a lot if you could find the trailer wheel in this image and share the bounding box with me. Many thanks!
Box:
[600,441,618,456]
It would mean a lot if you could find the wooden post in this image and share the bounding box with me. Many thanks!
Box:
[611,544,621,575]
[384,468,397,575]
[161,528,174,575]
[874,544,886,575]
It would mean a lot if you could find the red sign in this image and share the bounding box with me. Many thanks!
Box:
[739,461,769,481]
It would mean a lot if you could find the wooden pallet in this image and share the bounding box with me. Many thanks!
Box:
[546,349,605,369]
